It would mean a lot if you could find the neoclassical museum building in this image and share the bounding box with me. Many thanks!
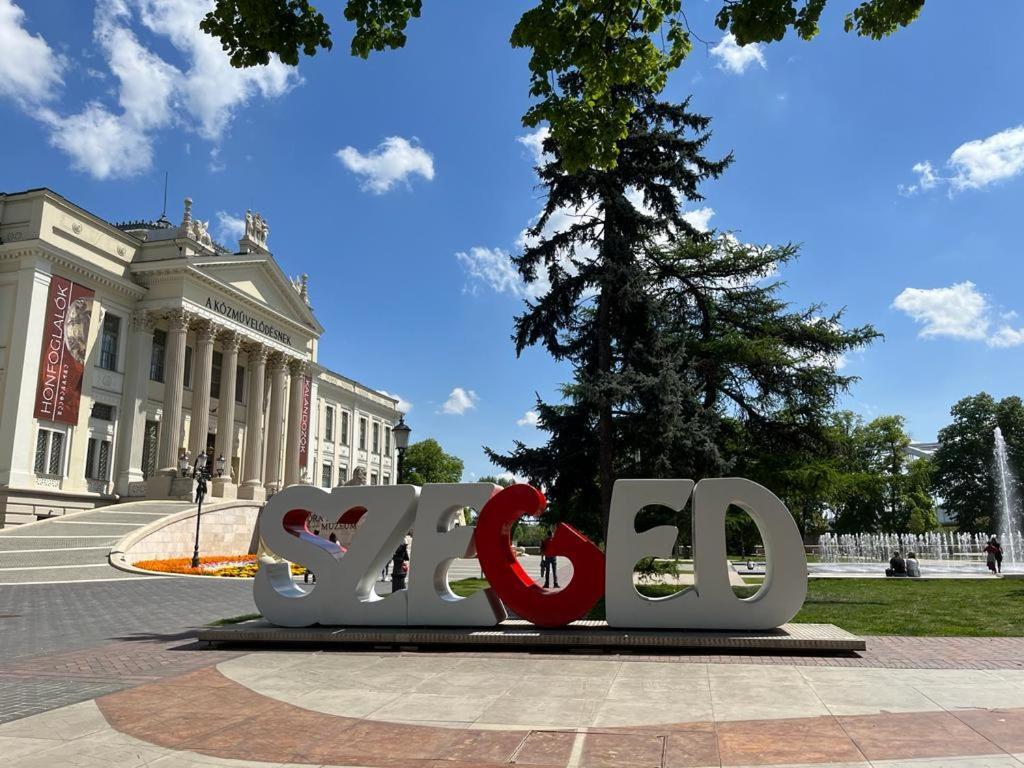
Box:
[0,188,402,528]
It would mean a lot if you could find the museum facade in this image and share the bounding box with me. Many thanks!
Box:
[0,188,401,527]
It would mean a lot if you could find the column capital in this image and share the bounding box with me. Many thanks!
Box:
[166,308,191,331]
[194,319,218,345]
[130,310,156,332]
[246,344,269,365]
[267,353,289,375]
[219,329,242,352]
[288,358,309,377]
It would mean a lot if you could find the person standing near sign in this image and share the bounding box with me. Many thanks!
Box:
[391,541,410,592]
[540,530,559,589]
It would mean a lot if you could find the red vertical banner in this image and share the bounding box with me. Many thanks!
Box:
[34,276,95,425]
[298,374,312,469]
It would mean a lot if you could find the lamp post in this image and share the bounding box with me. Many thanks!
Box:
[183,451,223,569]
[393,415,411,484]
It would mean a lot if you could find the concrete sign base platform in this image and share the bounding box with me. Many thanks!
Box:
[197,619,866,653]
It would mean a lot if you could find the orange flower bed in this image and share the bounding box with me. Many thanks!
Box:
[133,554,256,576]
[132,554,307,578]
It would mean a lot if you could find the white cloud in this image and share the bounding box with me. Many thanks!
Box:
[441,387,478,415]
[990,326,1024,348]
[517,126,551,166]
[456,247,522,296]
[517,410,540,428]
[892,281,1024,347]
[0,0,64,106]
[948,126,1024,190]
[132,0,297,140]
[901,126,1024,195]
[379,391,412,413]
[0,0,300,180]
[681,206,715,233]
[710,33,766,75]
[44,103,153,179]
[336,136,435,194]
[215,211,245,242]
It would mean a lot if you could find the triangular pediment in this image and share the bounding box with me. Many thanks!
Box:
[192,255,322,333]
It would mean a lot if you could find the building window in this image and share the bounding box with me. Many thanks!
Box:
[91,402,114,421]
[235,365,245,404]
[340,411,349,446]
[370,472,378,486]
[383,473,391,485]
[338,466,348,483]
[372,422,380,454]
[385,427,391,455]
[150,329,167,382]
[321,463,332,488]
[358,418,367,450]
[210,351,223,398]
[34,428,65,477]
[324,406,334,443]
[85,438,112,481]
[99,313,121,371]
[183,346,193,387]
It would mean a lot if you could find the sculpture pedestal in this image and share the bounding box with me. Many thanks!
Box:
[198,621,866,653]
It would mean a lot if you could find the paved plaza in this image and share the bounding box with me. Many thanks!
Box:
[1,642,1024,767]
[3,507,1024,767]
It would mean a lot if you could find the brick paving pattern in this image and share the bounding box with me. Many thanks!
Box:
[95,666,1024,767]
[0,578,254,723]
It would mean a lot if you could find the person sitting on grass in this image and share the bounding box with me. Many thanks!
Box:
[885,551,907,577]
[905,552,921,578]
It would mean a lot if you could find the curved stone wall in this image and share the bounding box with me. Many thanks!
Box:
[110,500,263,570]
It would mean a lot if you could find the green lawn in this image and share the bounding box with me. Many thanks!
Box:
[450,577,1024,636]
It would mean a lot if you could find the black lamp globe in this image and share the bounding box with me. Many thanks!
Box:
[393,416,411,484]
[393,416,411,451]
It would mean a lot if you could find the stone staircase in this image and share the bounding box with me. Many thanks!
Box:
[0,501,192,585]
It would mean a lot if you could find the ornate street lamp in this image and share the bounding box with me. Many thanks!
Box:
[216,454,226,478]
[184,451,213,568]
[393,416,411,484]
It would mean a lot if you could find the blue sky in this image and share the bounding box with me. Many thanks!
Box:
[2,0,1024,479]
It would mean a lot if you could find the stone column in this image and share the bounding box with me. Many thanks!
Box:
[284,359,307,487]
[211,331,240,498]
[238,345,268,501]
[263,356,288,495]
[115,311,155,497]
[0,259,51,492]
[187,321,216,463]
[157,309,189,473]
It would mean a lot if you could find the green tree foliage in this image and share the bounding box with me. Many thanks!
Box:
[483,91,875,542]
[200,0,925,171]
[478,474,514,488]
[398,438,463,485]
[932,393,1024,533]
[741,410,936,536]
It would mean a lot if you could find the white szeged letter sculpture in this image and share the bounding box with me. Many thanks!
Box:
[605,478,807,630]
[406,483,507,625]
[254,484,419,627]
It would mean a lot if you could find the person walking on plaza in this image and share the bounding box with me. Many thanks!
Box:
[391,541,410,592]
[540,530,559,589]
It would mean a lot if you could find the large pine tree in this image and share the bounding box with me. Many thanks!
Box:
[487,83,877,543]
